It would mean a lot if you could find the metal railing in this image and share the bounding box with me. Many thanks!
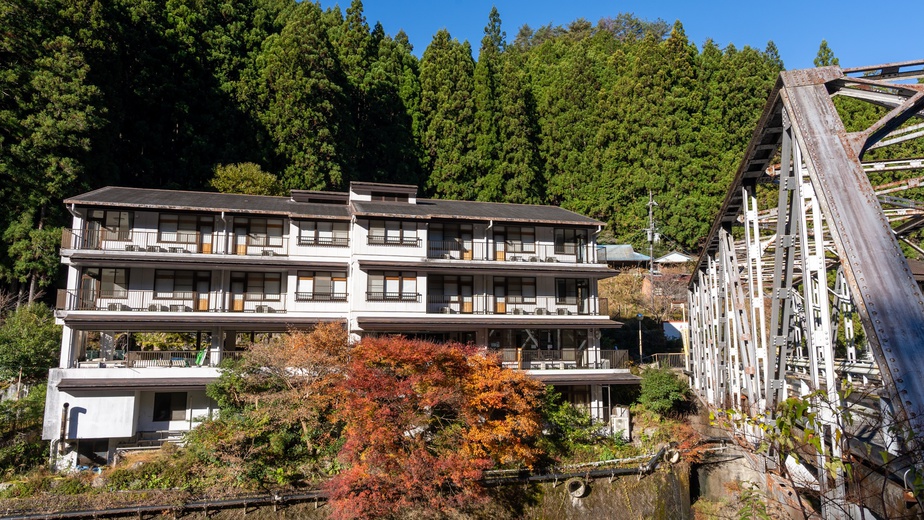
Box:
[294,292,348,302]
[61,228,289,256]
[367,235,421,247]
[56,289,287,313]
[296,236,349,247]
[426,241,598,263]
[491,348,629,370]
[423,294,602,315]
[427,240,484,260]
[365,292,421,302]
[78,349,244,368]
[652,352,687,369]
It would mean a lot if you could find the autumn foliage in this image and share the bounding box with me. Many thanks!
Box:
[325,336,545,520]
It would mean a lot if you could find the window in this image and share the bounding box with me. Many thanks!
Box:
[371,192,408,202]
[83,268,129,298]
[556,279,577,304]
[88,210,132,241]
[555,229,587,254]
[231,272,282,301]
[296,271,347,301]
[298,221,349,246]
[154,270,209,299]
[153,392,186,422]
[158,214,213,243]
[367,271,418,301]
[234,218,284,247]
[501,227,535,253]
[368,220,419,246]
[495,277,536,303]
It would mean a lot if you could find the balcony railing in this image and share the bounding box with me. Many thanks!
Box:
[426,240,597,263]
[61,229,289,256]
[295,292,348,302]
[56,289,287,313]
[427,240,484,260]
[490,348,629,370]
[296,236,349,247]
[366,292,421,302]
[77,349,244,368]
[424,294,603,315]
[367,235,421,247]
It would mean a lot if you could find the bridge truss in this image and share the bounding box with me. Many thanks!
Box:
[688,60,924,517]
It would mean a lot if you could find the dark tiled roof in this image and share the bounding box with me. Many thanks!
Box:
[353,198,603,226]
[65,187,351,220]
[65,186,603,226]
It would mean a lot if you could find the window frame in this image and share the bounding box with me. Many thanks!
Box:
[367,271,419,301]
[231,272,282,301]
[153,392,187,422]
[297,220,350,246]
[296,271,348,301]
[368,220,420,246]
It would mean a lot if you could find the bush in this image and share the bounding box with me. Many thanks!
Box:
[637,367,688,415]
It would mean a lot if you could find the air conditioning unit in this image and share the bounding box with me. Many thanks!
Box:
[557,308,571,315]
[440,307,452,314]
[256,305,276,313]
[535,308,548,315]
[512,308,524,315]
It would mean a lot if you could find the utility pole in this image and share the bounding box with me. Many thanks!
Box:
[637,313,644,362]
[646,191,658,316]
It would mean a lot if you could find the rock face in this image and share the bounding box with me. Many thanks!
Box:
[524,464,692,520]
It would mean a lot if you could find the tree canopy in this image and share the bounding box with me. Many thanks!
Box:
[3,2,846,300]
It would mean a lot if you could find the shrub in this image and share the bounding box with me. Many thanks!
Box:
[637,367,688,415]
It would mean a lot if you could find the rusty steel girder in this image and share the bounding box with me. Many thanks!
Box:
[688,61,924,515]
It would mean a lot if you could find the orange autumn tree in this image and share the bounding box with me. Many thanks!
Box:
[326,336,545,520]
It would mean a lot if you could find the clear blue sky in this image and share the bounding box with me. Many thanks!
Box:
[318,0,923,70]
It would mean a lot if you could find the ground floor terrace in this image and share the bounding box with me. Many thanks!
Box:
[46,324,639,465]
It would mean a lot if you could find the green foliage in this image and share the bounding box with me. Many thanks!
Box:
[736,481,772,520]
[0,303,61,382]
[106,446,200,491]
[209,163,284,196]
[813,40,839,67]
[540,386,600,456]
[0,4,803,298]
[637,367,688,415]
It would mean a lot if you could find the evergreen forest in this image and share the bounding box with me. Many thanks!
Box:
[3,0,793,301]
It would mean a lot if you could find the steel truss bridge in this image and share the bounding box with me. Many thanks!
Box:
[688,60,924,518]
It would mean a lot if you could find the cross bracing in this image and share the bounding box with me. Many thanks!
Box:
[689,60,924,516]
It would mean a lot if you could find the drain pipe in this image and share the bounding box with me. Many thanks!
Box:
[481,447,668,487]
[59,402,69,454]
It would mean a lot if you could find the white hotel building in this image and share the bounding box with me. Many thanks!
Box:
[44,182,635,464]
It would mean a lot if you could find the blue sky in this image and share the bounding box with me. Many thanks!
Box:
[318,0,923,70]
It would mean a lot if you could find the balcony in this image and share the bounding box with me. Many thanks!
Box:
[296,236,349,247]
[77,349,242,368]
[57,289,287,314]
[365,292,421,303]
[427,241,484,260]
[426,240,597,264]
[294,292,348,302]
[425,294,602,315]
[491,348,629,370]
[367,235,421,247]
[61,229,289,256]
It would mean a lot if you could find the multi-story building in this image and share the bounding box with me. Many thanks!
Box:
[44,182,635,464]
